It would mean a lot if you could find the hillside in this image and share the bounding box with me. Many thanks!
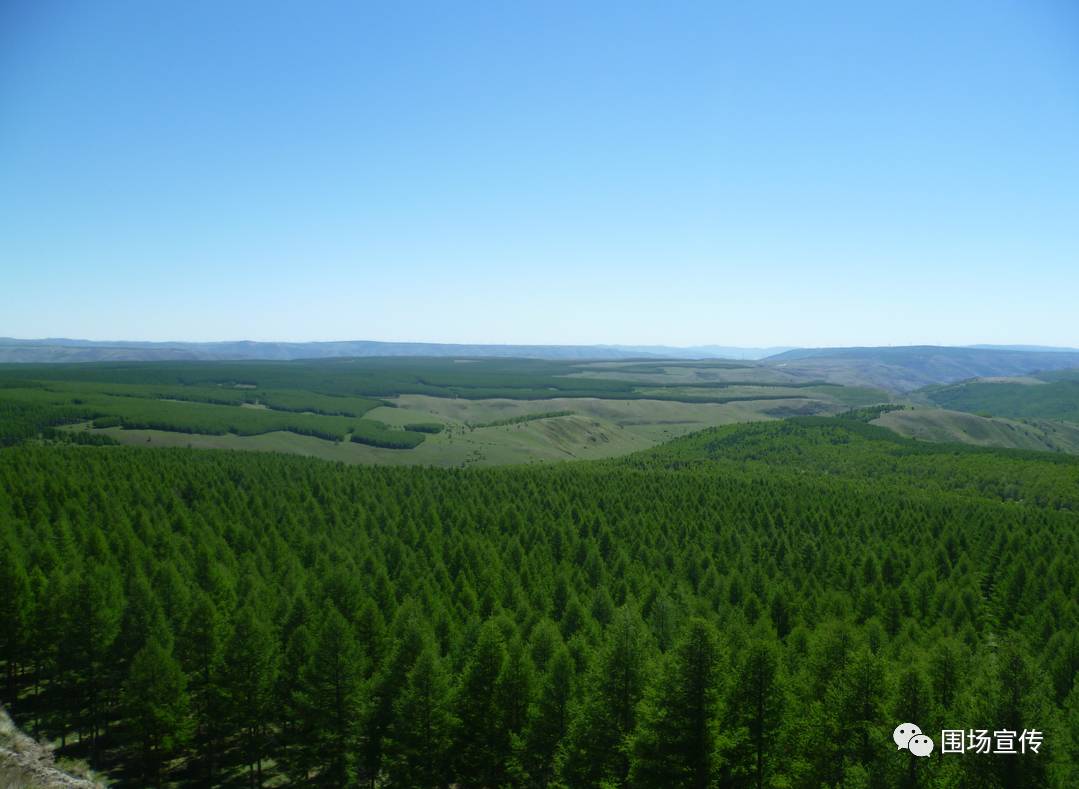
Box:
[0,358,888,466]
[764,346,1079,391]
[2,419,1077,786]
[923,376,1079,423]
[872,407,1079,454]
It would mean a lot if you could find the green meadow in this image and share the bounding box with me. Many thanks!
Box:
[0,358,893,466]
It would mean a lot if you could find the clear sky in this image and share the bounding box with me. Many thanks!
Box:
[2,1,1078,347]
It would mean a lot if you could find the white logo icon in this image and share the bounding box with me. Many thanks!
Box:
[894,722,934,757]
[894,723,922,749]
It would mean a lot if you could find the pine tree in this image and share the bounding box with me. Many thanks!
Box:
[1046,629,1079,705]
[521,644,574,787]
[383,642,456,788]
[297,607,366,787]
[722,639,784,789]
[223,605,278,788]
[960,641,1055,788]
[177,591,228,784]
[929,637,966,712]
[278,622,318,784]
[124,638,192,787]
[0,538,31,700]
[829,646,887,775]
[1060,683,1079,787]
[892,666,931,789]
[561,606,650,787]
[631,618,721,788]
[452,620,510,787]
[64,561,124,756]
[362,605,425,786]
[497,635,536,738]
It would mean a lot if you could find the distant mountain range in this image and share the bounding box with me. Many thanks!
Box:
[605,345,795,360]
[766,345,1079,391]
[0,338,785,363]
[2,339,1078,392]
[968,344,1079,353]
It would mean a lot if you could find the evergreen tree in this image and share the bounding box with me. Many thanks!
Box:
[497,635,536,738]
[124,638,192,787]
[384,642,456,788]
[297,607,366,786]
[892,665,931,789]
[362,605,425,786]
[929,637,966,712]
[960,641,1055,788]
[521,645,574,787]
[453,620,510,787]
[223,605,279,788]
[177,592,228,783]
[829,647,888,777]
[561,606,650,787]
[1,413,1078,787]
[64,561,124,756]
[631,618,721,788]
[0,538,31,700]
[722,639,784,789]
[1059,683,1079,787]
[278,622,318,784]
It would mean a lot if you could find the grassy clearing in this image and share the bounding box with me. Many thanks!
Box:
[69,393,797,467]
[3,385,419,448]
[386,393,799,430]
[872,407,1079,454]
[567,365,804,385]
[3,358,896,464]
[923,378,1079,422]
[74,414,651,467]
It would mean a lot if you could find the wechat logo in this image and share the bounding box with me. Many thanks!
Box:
[894,723,934,757]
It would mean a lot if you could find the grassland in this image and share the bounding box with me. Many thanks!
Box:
[2,357,899,465]
[21,355,1079,462]
[0,384,420,448]
[872,406,1079,454]
[74,395,813,467]
[922,376,1079,422]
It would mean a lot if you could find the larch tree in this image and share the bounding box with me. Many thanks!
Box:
[223,604,279,788]
[452,620,510,787]
[560,605,651,787]
[383,641,456,788]
[722,639,784,789]
[631,618,721,789]
[124,637,192,788]
[298,607,366,787]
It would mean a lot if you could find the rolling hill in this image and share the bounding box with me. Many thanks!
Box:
[0,338,778,364]
[764,345,1079,391]
[922,375,1079,423]
[871,406,1079,454]
[3,418,1077,786]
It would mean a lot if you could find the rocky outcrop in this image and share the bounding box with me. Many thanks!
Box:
[0,706,105,788]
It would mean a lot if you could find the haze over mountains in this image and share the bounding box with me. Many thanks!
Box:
[0,338,791,363]
[768,345,1079,391]
[3,337,1079,393]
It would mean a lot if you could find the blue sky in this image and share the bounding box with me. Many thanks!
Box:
[2,1,1078,347]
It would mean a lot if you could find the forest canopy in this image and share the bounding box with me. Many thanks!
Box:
[2,418,1078,786]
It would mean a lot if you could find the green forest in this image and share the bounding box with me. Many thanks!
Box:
[2,416,1078,787]
[925,377,1079,423]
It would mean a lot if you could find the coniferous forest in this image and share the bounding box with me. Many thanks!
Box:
[2,417,1078,787]
[8,0,1079,785]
